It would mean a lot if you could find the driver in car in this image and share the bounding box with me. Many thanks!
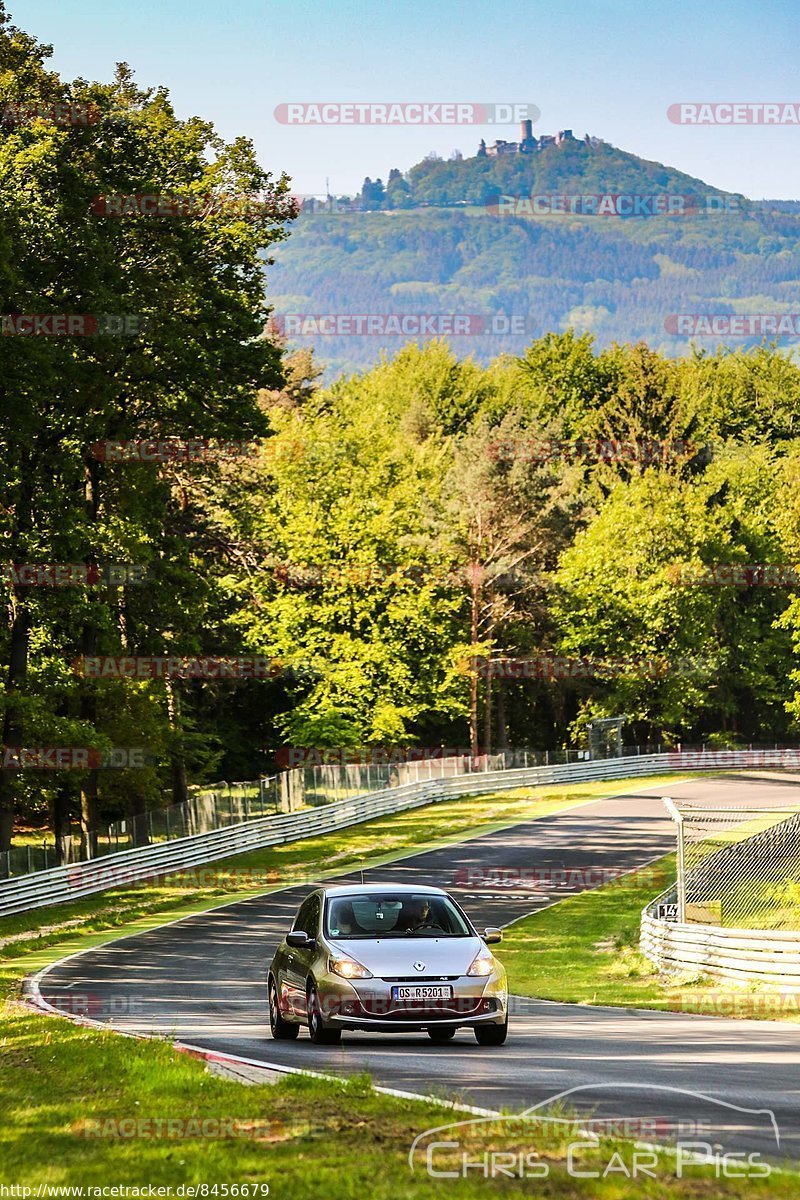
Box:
[330,900,359,936]
[400,897,437,931]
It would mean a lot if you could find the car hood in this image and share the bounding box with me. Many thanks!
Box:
[327,935,485,977]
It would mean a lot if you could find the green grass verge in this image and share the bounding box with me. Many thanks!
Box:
[499,854,800,1021]
[0,999,794,1195]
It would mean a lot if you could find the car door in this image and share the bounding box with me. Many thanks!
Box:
[283,892,322,1016]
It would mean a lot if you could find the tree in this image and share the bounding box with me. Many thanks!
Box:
[359,176,385,208]
[0,7,294,853]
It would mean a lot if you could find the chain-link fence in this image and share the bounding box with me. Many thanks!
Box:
[0,778,273,879]
[2,739,785,880]
[275,748,602,811]
[274,745,674,812]
[669,800,800,930]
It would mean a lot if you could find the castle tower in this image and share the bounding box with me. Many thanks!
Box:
[520,118,533,143]
[477,138,487,157]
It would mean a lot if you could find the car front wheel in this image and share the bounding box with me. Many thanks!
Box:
[475,1019,508,1046]
[269,978,299,1040]
[307,982,342,1045]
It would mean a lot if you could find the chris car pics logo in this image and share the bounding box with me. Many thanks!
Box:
[409,1084,777,1181]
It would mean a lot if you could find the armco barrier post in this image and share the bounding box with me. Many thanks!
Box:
[663,797,685,921]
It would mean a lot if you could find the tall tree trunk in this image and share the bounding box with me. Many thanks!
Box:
[0,463,35,856]
[469,571,479,758]
[165,676,189,808]
[483,674,492,756]
[51,781,73,865]
[0,603,30,856]
[496,684,508,750]
[130,791,151,848]
[79,457,101,859]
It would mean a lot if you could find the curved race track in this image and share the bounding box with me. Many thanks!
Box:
[33,774,800,1161]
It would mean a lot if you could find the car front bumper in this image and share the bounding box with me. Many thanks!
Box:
[315,966,508,1030]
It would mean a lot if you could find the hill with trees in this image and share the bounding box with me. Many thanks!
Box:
[268,140,800,377]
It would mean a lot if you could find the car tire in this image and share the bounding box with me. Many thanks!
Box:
[475,1019,508,1046]
[307,982,342,1045]
[269,978,299,1040]
[427,1026,457,1042]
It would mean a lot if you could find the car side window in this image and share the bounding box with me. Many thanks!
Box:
[292,894,320,936]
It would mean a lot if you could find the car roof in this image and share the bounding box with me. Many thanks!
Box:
[317,883,449,898]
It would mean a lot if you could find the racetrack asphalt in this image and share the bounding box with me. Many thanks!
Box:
[33,773,800,1162]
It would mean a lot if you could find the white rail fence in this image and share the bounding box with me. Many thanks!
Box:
[641,908,800,988]
[641,780,800,988]
[3,746,799,920]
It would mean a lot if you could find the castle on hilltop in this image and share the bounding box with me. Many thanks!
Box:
[478,120,577,157]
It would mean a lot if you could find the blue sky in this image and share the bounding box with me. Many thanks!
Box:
[13,0,800,198]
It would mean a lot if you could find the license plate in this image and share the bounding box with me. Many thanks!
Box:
[391,985,454,1001]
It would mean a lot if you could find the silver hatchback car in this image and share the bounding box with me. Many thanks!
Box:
[268,883,508,1045]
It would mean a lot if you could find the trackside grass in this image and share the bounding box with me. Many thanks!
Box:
[0,1000,795,1196]
[499,854,800,1021]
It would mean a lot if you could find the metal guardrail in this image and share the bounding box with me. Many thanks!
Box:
[0,751,681,918]
[640,906,800,988]
[642,770,800,985]
[3,746,799,920]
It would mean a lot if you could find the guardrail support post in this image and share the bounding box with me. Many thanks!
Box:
[663,797,685,922]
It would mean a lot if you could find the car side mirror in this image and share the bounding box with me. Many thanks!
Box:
[286,930,316,950]
[483,927,503,945]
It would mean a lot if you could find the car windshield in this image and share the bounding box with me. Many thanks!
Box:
[325,892,472,939]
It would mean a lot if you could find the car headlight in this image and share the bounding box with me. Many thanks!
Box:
[329,954,373,980]
[466,948,495,977]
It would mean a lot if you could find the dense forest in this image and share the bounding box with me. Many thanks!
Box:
[4,6,800,854]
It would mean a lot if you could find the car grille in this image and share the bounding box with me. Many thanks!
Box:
[381,975,460,982]
[351,997,497,1019]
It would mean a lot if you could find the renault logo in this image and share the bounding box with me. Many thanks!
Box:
[413,961,426,972]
